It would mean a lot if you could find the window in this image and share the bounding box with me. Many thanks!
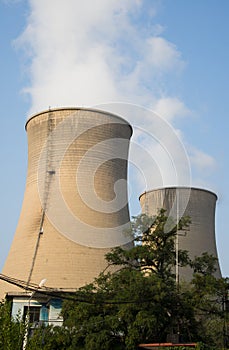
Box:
[23,306,41,323]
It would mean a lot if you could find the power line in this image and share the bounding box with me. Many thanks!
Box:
[0,273,169,305]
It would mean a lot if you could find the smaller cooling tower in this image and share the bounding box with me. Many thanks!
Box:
[0,108,133,298]
[139,187,221,280]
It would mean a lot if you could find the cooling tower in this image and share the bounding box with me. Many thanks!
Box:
[0,108,133,297]
[139,187,221,280]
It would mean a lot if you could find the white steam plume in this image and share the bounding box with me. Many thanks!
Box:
[15,0,216,213]
[16,0,185,114]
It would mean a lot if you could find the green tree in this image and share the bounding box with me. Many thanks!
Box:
[59,210,197,349]
[187,256,229,349]
[60,210,227,349]
[3,210,227,350]
[26,325,74,350]
[0,300,24,350]
[105,209,191,279]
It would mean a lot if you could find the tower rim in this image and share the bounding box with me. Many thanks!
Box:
[139,186,218,202]
[25,106,133,136]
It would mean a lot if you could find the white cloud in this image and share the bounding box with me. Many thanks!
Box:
[15,0,186,115]
[152,97,191,122]
[189,147,217,171]
[145,36,184,72]
[14,0,217,200]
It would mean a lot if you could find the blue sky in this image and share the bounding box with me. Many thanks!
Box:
[0,0,229,276]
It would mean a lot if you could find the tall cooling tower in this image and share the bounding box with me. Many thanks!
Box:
[139,187,221,280]
[0,108,133,297]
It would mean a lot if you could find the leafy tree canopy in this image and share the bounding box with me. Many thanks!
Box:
[1,209,228,350]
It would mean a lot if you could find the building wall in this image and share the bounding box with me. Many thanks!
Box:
[11,295,62,326]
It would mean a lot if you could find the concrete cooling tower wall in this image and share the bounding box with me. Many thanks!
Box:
[139,187,221,281]
[0,108,133,297]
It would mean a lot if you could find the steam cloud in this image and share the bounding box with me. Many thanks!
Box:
[15,0,216,214]
[17,0,185,113]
